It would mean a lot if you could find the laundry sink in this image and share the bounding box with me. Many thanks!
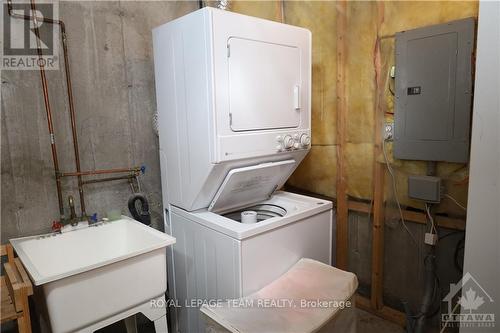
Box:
[10,216,175,333]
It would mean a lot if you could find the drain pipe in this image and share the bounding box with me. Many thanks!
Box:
[414,250,437,333]
[413,161,439,333]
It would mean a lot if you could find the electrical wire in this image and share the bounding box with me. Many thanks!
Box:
[382,139,418,246]
[444,194,467,211]
[425,203,437,235]
[388,80,395,96]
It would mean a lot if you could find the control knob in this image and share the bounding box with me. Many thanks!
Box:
[282,135,295,149]
[300,134,311,147]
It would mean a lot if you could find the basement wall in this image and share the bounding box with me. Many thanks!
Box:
[1,1,198,242]
[287,1,477,216]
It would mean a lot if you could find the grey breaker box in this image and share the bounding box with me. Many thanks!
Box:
[394,18,475,163]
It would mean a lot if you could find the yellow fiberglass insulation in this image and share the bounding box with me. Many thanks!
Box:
[228,1,477,217]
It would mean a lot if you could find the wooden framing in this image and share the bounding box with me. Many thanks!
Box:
[335,0,349,270]
[370,167,385,310]
[348,200,466,230]
[1,244,33,333]
[370,0,388,311]
[356,294,407,327]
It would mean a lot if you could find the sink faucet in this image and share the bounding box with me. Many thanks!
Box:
[68,195,78,226]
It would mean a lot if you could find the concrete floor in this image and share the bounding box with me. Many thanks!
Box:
[0,309,404,333]
[357,309,405,333]
[95,309,405,333]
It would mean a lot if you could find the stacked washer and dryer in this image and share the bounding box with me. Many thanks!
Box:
[153,7,335,333]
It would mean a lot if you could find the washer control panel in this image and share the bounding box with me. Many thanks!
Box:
[275,132,311,152]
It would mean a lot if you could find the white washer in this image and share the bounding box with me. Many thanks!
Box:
[168,191,334,333]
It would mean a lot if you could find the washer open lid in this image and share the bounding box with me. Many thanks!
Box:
[208,160,296,213]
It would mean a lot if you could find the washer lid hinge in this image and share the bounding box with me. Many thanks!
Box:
[269,184,279,198]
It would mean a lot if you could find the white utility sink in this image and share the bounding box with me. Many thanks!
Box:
[10,216,175,333]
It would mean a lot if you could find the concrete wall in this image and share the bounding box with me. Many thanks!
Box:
[462,1,500,331]
[1,1,197,242]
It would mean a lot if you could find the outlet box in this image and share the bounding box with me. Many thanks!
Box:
[424,232,438,245]
[384,122,394,141]
[390,65,396,78]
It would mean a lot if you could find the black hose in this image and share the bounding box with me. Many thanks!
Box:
[403,301,416,333]
[414,252,437,333]
[454,237,465,273]
[128,193,151,225]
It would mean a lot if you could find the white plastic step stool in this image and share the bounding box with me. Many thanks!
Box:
[201,258,358,333]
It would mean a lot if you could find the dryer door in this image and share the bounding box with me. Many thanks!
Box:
[208,159,296,213]
[228,37,301,132]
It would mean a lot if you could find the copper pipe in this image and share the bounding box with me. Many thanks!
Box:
[8,0,63,25]
[8,0,143,221]
[82,174,136,185]
[7,0,86,216]
[61,25,86,216]
[60,167,140,178]
[8,0,87,216]
[11,0,65,219]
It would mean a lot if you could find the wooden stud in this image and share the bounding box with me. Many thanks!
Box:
[356,294,406,327]
[275,0,284,23]
[371,164,385,310]
[348,200,466,230]
[370,3,386,308]
[335,0,349,270]
[347,200,373,214]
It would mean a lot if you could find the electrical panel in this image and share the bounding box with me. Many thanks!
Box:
[394,18,475,163]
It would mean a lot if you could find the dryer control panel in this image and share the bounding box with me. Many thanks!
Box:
[276,133,311,152]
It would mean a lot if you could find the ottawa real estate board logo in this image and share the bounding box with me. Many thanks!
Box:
[442,272,495,329]
[2,1,59,70]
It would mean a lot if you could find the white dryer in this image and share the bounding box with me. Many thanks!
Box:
[152,7,334,333]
